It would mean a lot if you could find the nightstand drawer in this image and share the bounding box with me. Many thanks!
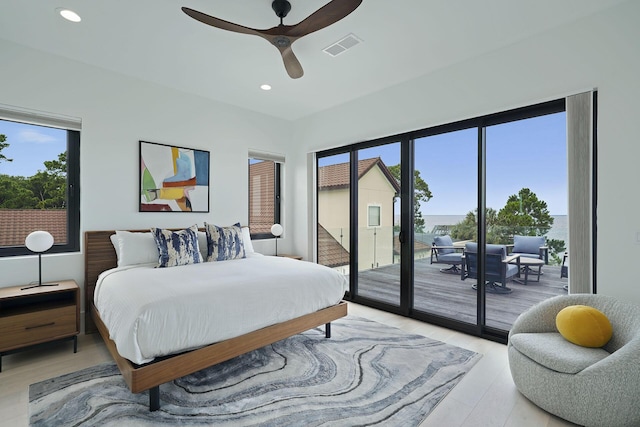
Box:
[0,305,77,351]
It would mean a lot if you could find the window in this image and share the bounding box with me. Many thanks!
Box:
[316,97,572,342]
[248,151,283,239]
[0,109,80,257]
[367,205,381,227]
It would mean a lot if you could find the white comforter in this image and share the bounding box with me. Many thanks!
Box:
[94,253,347,364]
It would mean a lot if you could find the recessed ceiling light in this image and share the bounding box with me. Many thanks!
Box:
[56,8,81,23]
[260,84,272,91]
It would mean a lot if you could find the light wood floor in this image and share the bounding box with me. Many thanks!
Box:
[0,304,578,427]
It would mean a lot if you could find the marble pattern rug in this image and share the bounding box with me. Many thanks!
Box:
[29,316,481,426]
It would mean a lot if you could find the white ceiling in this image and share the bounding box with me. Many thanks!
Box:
[0,0,627,121]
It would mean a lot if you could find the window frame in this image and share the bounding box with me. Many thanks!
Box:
[367,204,381,227]
[0,120,80,257]
[247,157,282,240]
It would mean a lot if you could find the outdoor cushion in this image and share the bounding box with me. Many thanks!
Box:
[513,235,544,255]
[465,242,506,259]
[437,253,462,263]
[433,235,455,254]
[510,332,610,374]
[505,263,519,279]
[556,305,613,347]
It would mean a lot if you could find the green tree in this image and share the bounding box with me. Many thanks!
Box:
[496,188,554,236]
[0,134,13,164]
[450,208,500,242]
[29,152,67,209]
[546,239,566,265]
[388,164,433,233]
[0,174,37,208]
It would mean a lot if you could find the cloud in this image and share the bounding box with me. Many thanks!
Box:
[18,130,59,144]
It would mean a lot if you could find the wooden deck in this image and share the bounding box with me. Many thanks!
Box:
[356,258,568,331]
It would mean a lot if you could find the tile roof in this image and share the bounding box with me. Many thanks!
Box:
[317,224,349,268]
[0,209,67,247]
[318,157,400,193]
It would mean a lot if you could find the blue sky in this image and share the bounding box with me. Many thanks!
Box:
[319,112,568,215]
[0,119,66,177]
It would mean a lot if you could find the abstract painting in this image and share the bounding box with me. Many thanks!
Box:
[139,141,210,212]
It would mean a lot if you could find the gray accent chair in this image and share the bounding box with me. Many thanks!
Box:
[430,235,463,274]
[508,294,640,427]
[461,243,520,294]
[509,235,549,264]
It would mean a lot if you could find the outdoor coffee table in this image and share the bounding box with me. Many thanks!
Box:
[511,257,544,285]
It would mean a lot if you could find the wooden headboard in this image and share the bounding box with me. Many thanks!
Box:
[84,230,120,333]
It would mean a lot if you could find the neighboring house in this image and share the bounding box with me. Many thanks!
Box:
[0,210,66,247]
[318,157,400,272]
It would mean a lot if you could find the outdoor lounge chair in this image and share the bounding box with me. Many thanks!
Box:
[461,242,520,294]
[430,235,463,273]
[509,235,549,264]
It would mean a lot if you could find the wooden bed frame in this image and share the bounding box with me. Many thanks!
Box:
[84,230,347,411]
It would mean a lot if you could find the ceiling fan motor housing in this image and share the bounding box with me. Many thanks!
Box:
[273,36,291,48]
[272,0,292,18]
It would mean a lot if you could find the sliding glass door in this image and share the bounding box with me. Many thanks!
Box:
[484,111,568,331]
[355,143,401,307]
[316,98,572,340]
[412,129,477,324]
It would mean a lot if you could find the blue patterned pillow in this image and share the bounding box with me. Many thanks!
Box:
[151,225,203,268]
[204,222,246,262]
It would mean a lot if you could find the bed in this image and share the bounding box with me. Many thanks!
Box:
[84,227,348,411]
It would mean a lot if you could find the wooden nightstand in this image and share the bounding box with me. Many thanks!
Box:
[0,279,80,371]
[278,254,303,260]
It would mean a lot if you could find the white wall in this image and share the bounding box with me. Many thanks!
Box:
[290,0,640,304]
[0,39,291,303]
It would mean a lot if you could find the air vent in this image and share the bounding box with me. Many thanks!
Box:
[323,33,362,57]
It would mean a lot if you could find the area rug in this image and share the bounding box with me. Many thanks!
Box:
[29,316,481,426]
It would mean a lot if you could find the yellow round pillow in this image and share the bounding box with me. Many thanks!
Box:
[556,305,613,347]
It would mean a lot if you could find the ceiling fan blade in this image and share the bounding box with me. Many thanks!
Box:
[286,0,363,38]
[279,46,304,79]
[182,7,262,37]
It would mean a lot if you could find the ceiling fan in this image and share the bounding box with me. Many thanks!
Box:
[182,0,363,79]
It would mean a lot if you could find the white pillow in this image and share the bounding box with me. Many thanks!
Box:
[241,226,254,253]
[115,230,159,267]
[109,234,121,261]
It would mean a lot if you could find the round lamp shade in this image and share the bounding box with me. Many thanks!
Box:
[270,223,283,237]
[25,231,54,253]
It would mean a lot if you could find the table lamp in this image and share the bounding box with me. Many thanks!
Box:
[22,230,59,290]
[271,223,283,256]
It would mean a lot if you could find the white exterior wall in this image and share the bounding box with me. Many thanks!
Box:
[357,167,397,270]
